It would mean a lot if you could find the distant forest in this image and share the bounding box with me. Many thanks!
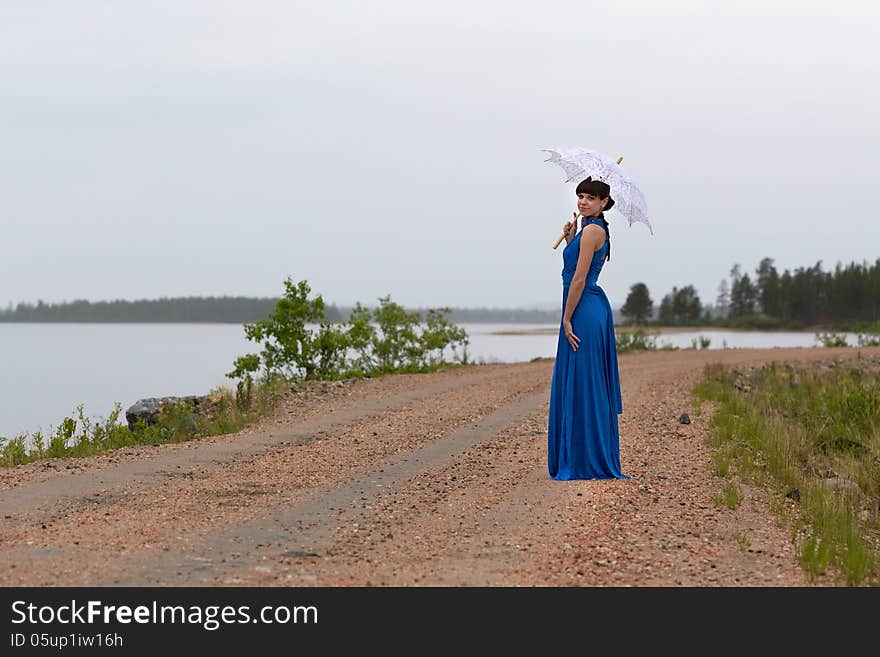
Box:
[0,296,565,324]
[641,257,880,328]
[5,256,877,327]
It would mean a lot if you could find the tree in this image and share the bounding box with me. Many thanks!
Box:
[729,270,758,317]
[658,293,674,325]
[671,285,702,324]
[730,264,741,285]
[658,285,702,325]
[716,279,730,319]
[755,257,781,317]
[779,270,793,321]
[621,283,654,324]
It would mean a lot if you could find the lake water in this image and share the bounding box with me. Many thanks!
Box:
[0,322,865,441]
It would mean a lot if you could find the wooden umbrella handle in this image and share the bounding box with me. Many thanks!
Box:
[552,156,623,249]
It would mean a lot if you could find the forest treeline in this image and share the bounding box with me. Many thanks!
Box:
[622,257,880,329]
[5,256,877,328]
[0,296,564,324]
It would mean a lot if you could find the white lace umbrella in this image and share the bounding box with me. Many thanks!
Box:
[542,147,653,244]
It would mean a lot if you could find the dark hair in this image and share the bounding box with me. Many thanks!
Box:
[575,177,613,262]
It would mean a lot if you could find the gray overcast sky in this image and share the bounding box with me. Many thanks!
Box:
[2,1,878,311]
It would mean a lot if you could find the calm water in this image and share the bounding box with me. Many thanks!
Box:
[0,322,864,441]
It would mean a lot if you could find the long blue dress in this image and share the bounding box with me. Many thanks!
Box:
[548,216,627,480]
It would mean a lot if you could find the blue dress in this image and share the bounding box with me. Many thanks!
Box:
[548,217,627,480]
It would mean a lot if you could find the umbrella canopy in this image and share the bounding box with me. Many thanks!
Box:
[542,147,653,235]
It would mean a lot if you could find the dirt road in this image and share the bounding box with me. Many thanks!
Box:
[3,345,877,586]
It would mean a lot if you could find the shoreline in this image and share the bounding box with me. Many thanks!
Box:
[491,325,829,336]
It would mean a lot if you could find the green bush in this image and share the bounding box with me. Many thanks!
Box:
[3,278,471,470]
[0,435,28,467]
[421,307,470,368]
[370,295,423,372]
[227,278,329,383]
[691,335,712,350]
[616,327,660,353]
[815,331,850,348]
[227,278,471,398]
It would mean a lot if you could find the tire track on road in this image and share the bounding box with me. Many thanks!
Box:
[0,363,554,585]
[0,364,545,518]
[3,346,876,586]
[107,387,550,585]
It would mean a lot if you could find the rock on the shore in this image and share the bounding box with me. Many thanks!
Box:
[125,393,224,432]
[822,477,860,493]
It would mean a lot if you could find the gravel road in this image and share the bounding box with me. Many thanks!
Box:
[2,345,877,586]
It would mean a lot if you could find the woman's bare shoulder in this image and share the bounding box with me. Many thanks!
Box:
[583,224,607,250]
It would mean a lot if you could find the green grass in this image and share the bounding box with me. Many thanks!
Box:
[615,327,679,354]
[690,336,712,350]
[714,481,742,509]
[0,352,486,467]
[0,375,292,468]
[815,331,849,347]
[693,357,880,585]
[0,358,482,470]
[712,452,731,478]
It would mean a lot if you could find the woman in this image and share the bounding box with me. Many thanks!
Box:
[547,176,627,480]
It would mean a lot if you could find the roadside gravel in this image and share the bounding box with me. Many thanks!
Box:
[1,346,876,586]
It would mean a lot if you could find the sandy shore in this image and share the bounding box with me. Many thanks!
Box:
[2,345,878,586]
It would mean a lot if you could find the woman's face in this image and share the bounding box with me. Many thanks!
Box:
[577,191,608,217]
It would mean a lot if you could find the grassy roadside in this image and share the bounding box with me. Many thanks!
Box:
[0,361,479,470]
[692,355,880,585]
[0,376,292,468]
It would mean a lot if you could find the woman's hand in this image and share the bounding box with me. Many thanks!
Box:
[563,319,579,351]
[562,212,578,244]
